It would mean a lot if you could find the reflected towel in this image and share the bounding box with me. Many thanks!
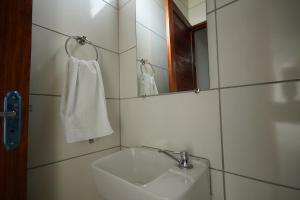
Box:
[139,63,158,96]
[60,57,113,143]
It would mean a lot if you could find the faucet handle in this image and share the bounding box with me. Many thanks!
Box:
[179,151,193,169]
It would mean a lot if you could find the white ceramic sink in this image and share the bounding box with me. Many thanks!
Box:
[91,148,211,200]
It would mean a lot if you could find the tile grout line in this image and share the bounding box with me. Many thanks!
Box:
[30,93,61,97]
[207,0,239,15]
[118,78,300,100]
[136,21,167,41]
[206,0,212,92]
[101,0,118,10]
[118,0,133,10]
[221,78,300,90]
[224,171,300,191]
[216,0,239,11]
[105,98,120,100]
[211,168,300,191]
[27,146,121,170]
[118,0,122,149]
[213,0,227,198]
[32,23,119,55]
[134,0,139,99]
[215,0,225,171]
[207,10,214,15]
[119,88,217,100]
[119,45,137,54]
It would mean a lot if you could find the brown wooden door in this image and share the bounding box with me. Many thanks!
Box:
[165,0,196,92]
[0,0,32,199]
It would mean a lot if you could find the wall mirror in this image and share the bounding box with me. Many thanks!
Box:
[136,0,214,96]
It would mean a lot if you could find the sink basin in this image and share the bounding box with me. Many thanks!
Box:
[91,148,211,200]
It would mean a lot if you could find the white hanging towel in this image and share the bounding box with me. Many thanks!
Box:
[138,62,159,96]
[60,57,113,143]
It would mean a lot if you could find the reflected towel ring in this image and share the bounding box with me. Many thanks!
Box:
[138,59,155,75]
[65,36,99,61]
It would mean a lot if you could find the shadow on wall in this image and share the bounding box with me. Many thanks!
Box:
[268,62,300,191]
[274,62,300,123]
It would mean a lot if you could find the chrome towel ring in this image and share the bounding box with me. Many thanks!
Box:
[65,36,99,61]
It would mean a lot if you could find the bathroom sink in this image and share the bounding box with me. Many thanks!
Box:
[91,147,211,200]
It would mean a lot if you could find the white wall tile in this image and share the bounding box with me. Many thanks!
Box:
[28,96,120,168]
[206,0,215,12]
[100,49,120,98]
[30,25,119,98]
[189,0,205,8]
[222,81,300,188]
[33,0,118,52]
[121,91,222,169]
[207,13,219,89]
[189,2,206,26]
[120,48,138,98]
[211,170,225,200]
[28,147,119,200]
[136,23,168,69]
[30,25,68,96]
[217,0,300,87]
[225,174,300,200]
[119,0,136,53]
[136,0,167,39]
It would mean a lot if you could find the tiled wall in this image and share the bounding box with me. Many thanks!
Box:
[29,0,300,199]
[120,0,300,200]
[28,0,120,199]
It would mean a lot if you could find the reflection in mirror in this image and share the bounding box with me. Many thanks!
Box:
[136,0,210,96]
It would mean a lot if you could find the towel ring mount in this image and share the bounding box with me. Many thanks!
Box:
[65,36,99,61]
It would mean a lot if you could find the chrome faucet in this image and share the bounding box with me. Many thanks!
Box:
[158,149,193,169]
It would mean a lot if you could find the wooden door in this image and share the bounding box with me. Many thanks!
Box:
[165,0,196,92]
[0,0,32,199]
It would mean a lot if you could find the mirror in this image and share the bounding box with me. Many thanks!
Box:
[136,0,211,96]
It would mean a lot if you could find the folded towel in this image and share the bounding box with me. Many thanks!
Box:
[60,57,113,143]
